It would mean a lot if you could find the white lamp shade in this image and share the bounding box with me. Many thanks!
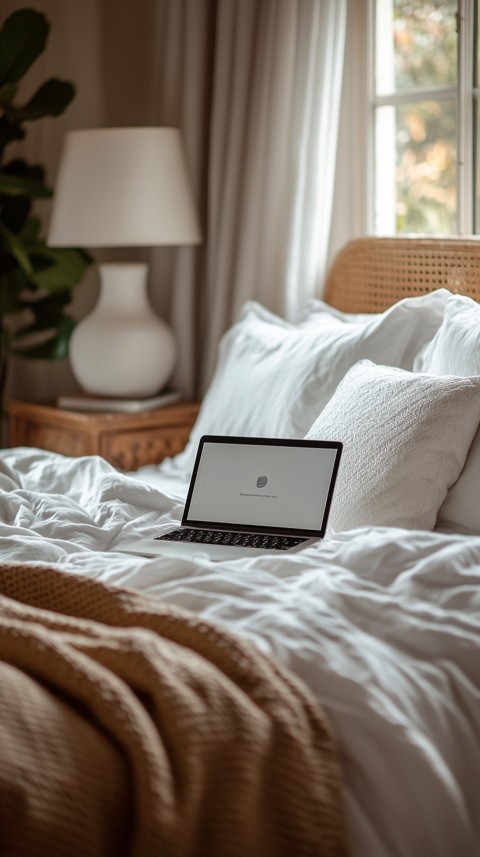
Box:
[48,127,201,247]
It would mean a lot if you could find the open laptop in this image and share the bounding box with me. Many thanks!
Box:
[120,435,342,560]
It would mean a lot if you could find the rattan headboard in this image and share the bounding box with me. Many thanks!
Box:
[323,236,480,313]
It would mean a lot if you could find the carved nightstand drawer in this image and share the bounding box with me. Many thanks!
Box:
[101,423,195,470]
[7,400,199,469]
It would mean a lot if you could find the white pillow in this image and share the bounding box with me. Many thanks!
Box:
[175,293,449,474]
[413,294,480,375]
[300,288,450,335]
[299,297,376,324]
[414,295,480,534]
[305,360,480,533]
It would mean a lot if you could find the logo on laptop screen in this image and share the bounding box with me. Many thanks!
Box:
[256,475,268,488]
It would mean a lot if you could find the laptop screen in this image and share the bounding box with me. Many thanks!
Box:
[182,436,342,537]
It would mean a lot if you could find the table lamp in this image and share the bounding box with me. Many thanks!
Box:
[48,127,201,398]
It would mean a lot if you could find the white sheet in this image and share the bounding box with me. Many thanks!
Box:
[1,446,479,857]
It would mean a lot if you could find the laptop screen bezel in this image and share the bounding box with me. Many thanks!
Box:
[181,435,343,538]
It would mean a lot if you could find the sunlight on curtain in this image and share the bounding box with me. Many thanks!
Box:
[285,2,347,317]
[202,0,347,387]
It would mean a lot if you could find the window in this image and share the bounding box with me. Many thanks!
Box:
[371,1,478,235]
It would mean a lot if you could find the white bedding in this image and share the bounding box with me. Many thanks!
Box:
[1,446,479,857]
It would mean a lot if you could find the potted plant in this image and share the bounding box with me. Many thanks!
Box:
[0,7,91,429]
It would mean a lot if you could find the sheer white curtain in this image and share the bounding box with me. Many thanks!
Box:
[202,0,347,386]
[133,0,347,392]
[328,0,369,265]
[1,0,347,402]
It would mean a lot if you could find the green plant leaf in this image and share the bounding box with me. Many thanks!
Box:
[0,192,32,233]
[29,247,91,292]
[0,221,33,275]
[18,215,41,245]
[0,170,51,197]
[12,314,75,360]
[14,78,75,121]
[0,9,48,85]
[16,288,71,333]
[0,10,86,370]
[0,275,24,313]
[0,81,17,106]
[2,157,47,184]
[0,115,24,152]
[0,326,11,348]
[0,163,49,228]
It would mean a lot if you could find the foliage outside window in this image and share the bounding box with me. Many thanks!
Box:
[372,0,479,235]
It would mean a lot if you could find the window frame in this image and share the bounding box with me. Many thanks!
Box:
[368,0,477,236]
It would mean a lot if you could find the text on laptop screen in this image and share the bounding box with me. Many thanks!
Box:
[185,440,339,533]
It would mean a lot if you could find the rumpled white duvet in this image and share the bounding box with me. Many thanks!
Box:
[1,447,479,857]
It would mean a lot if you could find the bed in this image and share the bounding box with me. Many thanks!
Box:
[1,236,480,857]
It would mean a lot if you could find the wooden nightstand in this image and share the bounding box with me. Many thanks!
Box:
[7,399,200,470]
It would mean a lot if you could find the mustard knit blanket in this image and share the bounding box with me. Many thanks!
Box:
[0,563,348,857]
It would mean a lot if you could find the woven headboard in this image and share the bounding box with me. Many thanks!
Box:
[323,236,480,313]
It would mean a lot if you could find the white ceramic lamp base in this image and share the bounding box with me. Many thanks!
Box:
[70,263,176,398]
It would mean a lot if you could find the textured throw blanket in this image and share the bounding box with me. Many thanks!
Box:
[0,563,347,857]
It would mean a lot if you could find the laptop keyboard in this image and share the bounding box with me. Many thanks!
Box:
[156,528,308,551]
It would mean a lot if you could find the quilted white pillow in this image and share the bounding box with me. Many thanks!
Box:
[414,295,480,534]
[173,293,450,474]
[305,361,480,533]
